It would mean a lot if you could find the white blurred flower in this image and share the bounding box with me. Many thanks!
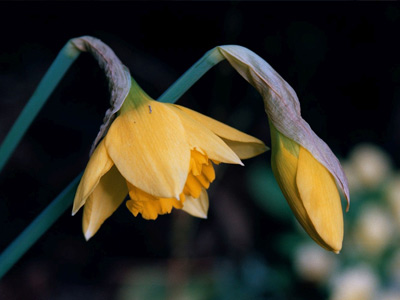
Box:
[385,175,400,229]
[329,265,378,300]
[294,243,337,283]
[348,144,392,189]
[342,161,363,194]
[353,204,395,256]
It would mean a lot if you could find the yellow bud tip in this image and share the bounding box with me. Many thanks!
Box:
[84,231,93,241]
[334,250,340,254]
[199,213,208,219]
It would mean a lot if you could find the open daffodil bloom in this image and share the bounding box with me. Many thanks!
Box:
[72,78,267,240]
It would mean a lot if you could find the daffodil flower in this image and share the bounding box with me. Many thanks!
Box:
[70,37,349,252]
[216,45,349,253]
[72,78,267,240]
[270,123,343,252]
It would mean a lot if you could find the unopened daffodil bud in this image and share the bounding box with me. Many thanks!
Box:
[270,124,343,252]
[215,45,349,252]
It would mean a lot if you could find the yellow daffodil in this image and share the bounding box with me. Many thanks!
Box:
[69,37,349,252]
[215,45,349,253]
[72,78,267,240]
[270,123,343,253]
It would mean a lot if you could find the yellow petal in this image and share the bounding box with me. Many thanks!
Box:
[168,105,243,165]
[72,140,114,215]
[221,139,268,159]
[296,147,344,253]
[105,99,190,199]
[218,45,350,208]
[270,130,309,227]
[82,166,128,240]
[174,105,268,159]
[271,123,343,253]
[182,188,209,219]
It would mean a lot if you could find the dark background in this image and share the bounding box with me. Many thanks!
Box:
[0,2,399,299]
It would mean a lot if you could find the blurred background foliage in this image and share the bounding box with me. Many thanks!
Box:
[1,2,400,300]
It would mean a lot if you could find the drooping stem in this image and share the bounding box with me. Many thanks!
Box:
[0,42,81,173]
[158,47,224,103]
[0,44,227,279]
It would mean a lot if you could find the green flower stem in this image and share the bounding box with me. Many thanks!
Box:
[0,174,82,278]
[158,47,224,103]
[0,45,226,279]
[0,42,81,173]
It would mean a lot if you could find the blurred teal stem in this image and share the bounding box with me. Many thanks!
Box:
[0,45,226,279]
[0,174,81,278]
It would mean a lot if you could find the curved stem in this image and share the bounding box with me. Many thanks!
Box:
[158,47,225,103]
[0,42,80,173]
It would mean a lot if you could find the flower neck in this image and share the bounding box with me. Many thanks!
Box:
[120,78,153,114]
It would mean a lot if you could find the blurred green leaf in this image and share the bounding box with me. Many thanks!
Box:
[276,233,303,259]
[117,266,167,300]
